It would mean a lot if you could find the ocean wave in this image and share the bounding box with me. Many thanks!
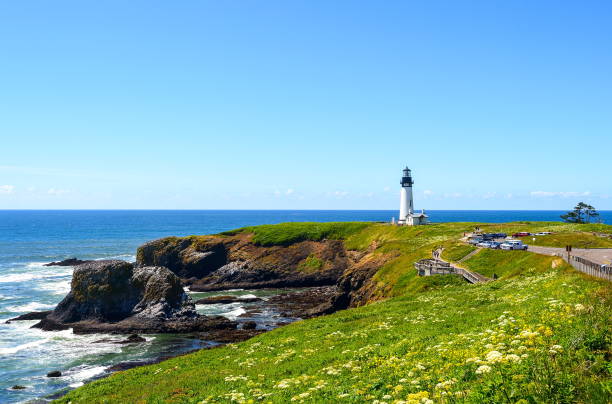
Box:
[26,261,49,268]
[224,307,246,319]
[0,338,49,355]
[0,265,73,284]
[66,365,107,387]
[36,280,71,295]
[97,254,136,261]
[7,301,55,313]
[0,272,42,283]
[239,294,258,299]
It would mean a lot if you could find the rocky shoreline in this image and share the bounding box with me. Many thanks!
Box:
[5,230,379,399]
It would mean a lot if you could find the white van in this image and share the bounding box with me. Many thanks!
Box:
[500,240,528,250]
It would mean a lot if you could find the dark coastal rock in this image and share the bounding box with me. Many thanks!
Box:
[266,286,338,319]
[33,260,237,334]
[194,295,262,304]
[46,370,62,378]
[124,334,146,343]
[189,267,341,292]
[44,258,93,267]
[202,328,265,343]
[5,310,52,323]
[242,321,257,330]
[93,334,146,344]
[137,238,228,279]
[11,385,26,390]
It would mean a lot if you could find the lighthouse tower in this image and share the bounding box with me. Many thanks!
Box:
[398,167,428,226]
[399,167,414,224]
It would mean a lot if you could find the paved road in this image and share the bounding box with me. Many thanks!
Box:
[528,245,612,265]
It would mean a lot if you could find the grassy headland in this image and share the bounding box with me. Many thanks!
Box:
[57,221,611,403]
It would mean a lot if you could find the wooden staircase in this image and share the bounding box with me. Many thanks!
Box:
[414,248,490,284]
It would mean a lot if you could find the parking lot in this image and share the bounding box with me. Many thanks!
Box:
[466,233,529,250]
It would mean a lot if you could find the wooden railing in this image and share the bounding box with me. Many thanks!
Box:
[570,255,612,281]
[414,258,489,284]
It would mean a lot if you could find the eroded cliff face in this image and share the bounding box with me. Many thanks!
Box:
[136,233,390,312]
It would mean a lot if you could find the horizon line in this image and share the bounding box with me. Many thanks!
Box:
[1,209,611,212]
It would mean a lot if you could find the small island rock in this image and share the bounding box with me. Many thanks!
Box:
[46,370,62,377]
[44,258,93,267]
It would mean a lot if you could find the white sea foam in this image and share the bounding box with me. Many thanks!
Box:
[26,261,48,268]
[0,338,49,355]
[36,279,71,295]
[7,301,55,312]
[239,294,257,299]
[0,262,73,283]
[98,254,136,261]
[224,307,246,319]
[66,365,107,387]
[0,273,41,283]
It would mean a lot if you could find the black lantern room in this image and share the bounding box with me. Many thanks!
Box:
[401,167,414,187]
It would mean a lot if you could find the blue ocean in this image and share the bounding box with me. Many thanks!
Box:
[1,210,610,403]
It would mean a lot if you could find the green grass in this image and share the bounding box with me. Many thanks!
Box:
[297,255,324,272]
[441,243,477,262]
[525,232,612,248]
[58,221,612,403]
[460,249,568,279]
[57,269,610,404]
[222,222,372,246]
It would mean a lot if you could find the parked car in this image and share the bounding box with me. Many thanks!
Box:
[477,241,492,248]
[481,234,495,240]
[492,233,507,238]
[512,232,531,237]
[468,237,483,245]
[488,241,501,249]
[534,232,552,236]
[500,240,528,250]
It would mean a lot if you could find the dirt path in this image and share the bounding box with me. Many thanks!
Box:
[527,246,612,265]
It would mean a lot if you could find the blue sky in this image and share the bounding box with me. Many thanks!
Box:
[1,1,610,210]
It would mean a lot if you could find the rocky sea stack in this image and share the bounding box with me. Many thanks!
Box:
[33,260,236,334]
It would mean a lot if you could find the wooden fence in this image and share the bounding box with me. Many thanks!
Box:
[569,255,612,281]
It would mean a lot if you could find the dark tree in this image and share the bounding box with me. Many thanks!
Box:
[561,202,599,224]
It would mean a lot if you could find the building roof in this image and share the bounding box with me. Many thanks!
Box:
[409,213,428,217]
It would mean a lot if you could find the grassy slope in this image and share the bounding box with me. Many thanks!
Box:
[57,222,612,404]
[525,232,612,248]
[222,222,371,246]
[460,249,566,279]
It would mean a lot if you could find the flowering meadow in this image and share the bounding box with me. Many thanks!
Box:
[58,222,611,403]
[59,269,609,403]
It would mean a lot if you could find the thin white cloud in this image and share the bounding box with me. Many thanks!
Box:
[443,192,463,199]
[530,191,591,198]
[332,191,348,198]
[0,185,15,194]
[47,188,70,196]
[383,186,391,192]
[423,189,434,197]
[482,192,497,199]
[285,188,294,195]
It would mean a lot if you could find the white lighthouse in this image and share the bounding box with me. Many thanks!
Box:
[398,167,428,226]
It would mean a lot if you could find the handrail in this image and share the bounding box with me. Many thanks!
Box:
[414,258,489,284]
